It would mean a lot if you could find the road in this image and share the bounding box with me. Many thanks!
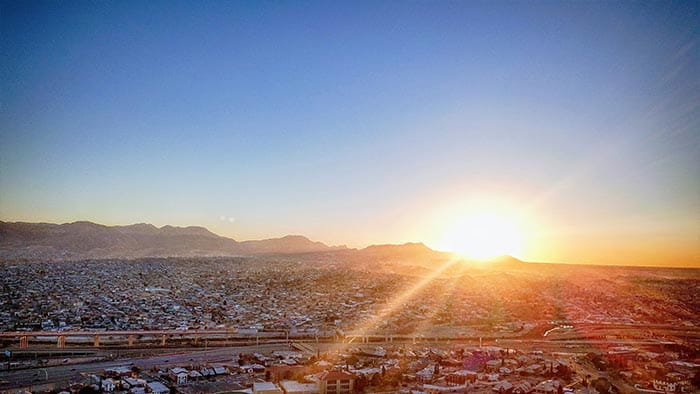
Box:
[0,343,288,391]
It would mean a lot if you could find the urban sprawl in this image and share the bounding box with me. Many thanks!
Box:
[0,258,698,394]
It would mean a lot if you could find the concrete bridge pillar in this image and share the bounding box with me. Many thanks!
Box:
[93,335,100,347]
[57,335,66,349]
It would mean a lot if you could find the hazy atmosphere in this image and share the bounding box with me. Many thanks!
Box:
[2,2,700,393]
[2,1,699,266]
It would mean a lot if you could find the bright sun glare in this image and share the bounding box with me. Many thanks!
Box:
[440,212,523,260]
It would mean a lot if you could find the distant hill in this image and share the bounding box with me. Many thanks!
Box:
[0,221,345,260]
[0,221,530,270]
[360,242,451,260]
[351,243,527,274]
[237,235,343,255]
[479,255,527,269]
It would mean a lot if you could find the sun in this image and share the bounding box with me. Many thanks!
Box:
[439,212,523,260]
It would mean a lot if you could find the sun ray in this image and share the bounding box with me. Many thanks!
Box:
[411,262,465,340]
[328,255,463,357]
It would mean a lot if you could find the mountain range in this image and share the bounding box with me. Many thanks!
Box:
[0,221,528,269]
[0,220,348,260]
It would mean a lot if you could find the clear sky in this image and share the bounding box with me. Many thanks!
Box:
[1,1,698,266]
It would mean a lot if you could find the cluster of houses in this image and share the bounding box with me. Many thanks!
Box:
[0,259,405,333]
[90,345,578,394]
[600,347,699,393]
[15,341,700,394]
[75,362,356,394]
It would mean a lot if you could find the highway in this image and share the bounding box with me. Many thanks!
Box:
[1,334,690,391]
[0,343,288,391]
[3,323,696,349]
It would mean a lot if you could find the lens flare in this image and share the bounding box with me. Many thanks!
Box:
[439,212,523,259]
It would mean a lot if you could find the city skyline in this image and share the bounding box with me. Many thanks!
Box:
[2,1,699,267]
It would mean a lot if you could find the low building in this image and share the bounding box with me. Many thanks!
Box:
[493,381,513,393]
[447,370,477,385]
[124,377,146,387]
[188,370,203,380]
[533,379,562,394]
[254,381,283,394]
[101,378,116,392]
[105,366,133,377]
[279,380,319,394]
[318,370,355,394]
[169,367,188,385]
[423,384,470,393]
[213,366,229,375]
[512,382,532,394]
[147,381,170,394]
[200,367,215,377]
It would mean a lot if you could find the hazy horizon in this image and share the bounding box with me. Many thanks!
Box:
[2,218,699,269]
[2,1,699,267]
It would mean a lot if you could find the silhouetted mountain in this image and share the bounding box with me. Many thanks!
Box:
[482,254,526,268]
[0,221,344,260]
[361,242,449,259]
[353,243,526,273]
[242,235,347,254]
[347,242,457,270]
[0,221,528,270]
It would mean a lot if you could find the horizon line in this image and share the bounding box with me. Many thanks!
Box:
[1,218,698,269]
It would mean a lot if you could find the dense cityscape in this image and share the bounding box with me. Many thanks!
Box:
[1,256,698,393]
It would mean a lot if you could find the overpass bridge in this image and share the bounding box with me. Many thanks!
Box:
[1,322,696,350]
[0,329,334,349]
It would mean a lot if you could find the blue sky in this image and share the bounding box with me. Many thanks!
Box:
[1,1,698,265]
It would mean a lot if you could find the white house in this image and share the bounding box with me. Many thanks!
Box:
[279,380,319,394]
[213,366,229,375]
[101,378,116,392]
[169,368,188,385]
[253,381,283,394]
[147,381,170,394]
[188,370,202,380]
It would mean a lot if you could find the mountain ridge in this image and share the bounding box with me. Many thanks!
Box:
[0,220,528,268]
[0,220,349,259]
